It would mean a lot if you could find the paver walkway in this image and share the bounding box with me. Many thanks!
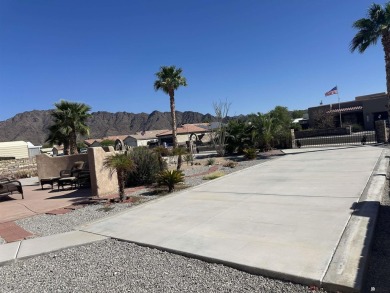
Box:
[0,184,91,223]
[80,146,386,291]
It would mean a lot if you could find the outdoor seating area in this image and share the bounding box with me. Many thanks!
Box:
[0,177,24,199]
[39,160,91,191]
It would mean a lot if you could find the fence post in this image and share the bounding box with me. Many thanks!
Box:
[291,129,296,148]
[375,120,387,143]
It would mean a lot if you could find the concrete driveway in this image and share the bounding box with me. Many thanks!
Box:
[80,146,386,291]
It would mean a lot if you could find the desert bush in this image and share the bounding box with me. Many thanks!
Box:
[223,161,237,168]
[157,170,185,192]
[203,171,225,180]
[13,169,38,179]
[184,153,193,165]
[206,158,215,166]
[127,147,164,186]
[173,146,188,170]
[243,148,257,160]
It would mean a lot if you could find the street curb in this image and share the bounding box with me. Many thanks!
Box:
[321,149,388,292]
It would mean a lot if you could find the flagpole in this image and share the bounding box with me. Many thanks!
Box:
[337,85,342,127]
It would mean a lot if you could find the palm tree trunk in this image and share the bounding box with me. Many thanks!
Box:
[69,130,78,155]
[169,90,178,148]
[177,153,182,170]
[117,171,125,201]
[381,32,390,127]
[63,140,70,156]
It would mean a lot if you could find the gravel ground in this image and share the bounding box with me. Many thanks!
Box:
[183,157,275,187]
[0,239,323,293]
[0,153,328,292]
[17,202,133,237]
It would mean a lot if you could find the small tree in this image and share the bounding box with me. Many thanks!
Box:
[311,109,335,129]
[225,119,255,154]
[103,153,135,201]
[210,100,231,156]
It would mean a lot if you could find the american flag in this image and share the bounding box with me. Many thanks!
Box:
[325,86,338,96]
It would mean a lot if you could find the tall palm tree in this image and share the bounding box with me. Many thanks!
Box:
[154,66,187,148]
[49,100,92,154]
[351,3,390,106]
[103,153,135,201]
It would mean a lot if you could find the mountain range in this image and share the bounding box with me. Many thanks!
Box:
[0,110,216,145]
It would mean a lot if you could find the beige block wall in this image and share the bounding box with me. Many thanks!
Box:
[88,147,118,197]
[36,153,88,179]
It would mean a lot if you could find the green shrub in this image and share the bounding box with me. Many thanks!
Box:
[184,153,193,165]
[243,148,257,160]
[127,147,165,186]
[157,170,185,192]
[203,171,225,180]
[206,158,215,166]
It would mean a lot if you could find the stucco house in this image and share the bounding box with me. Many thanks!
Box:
[124,130,167,147]
[156,124,212,146]
[308,92,388,130]
[52,145,64,156]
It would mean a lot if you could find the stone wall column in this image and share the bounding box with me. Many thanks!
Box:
[375,120,388,143]
[291,129,296,148]
[88,147,118,197]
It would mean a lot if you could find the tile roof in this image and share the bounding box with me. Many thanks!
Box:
[129,130,168,140]
[84,139,101,146]
[326,106,363,114]
[156,124,210,137]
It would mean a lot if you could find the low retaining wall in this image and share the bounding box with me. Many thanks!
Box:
[0,157,37,178]
[36,154,88,179]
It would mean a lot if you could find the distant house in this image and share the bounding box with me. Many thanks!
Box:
[124,130,167,147]
[156,124,212,146]
[84,125,213,149]
[0,141,29,159]
[27,142,42,158]
[308,92,387,130]
[84,139,102,147]
[84,135,129,148]
[52,145,64,156]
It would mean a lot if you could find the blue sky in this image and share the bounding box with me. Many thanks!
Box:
[0,0,386,121]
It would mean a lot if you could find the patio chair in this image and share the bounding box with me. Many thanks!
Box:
[57,161,89,190]
[0,177,24,199]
